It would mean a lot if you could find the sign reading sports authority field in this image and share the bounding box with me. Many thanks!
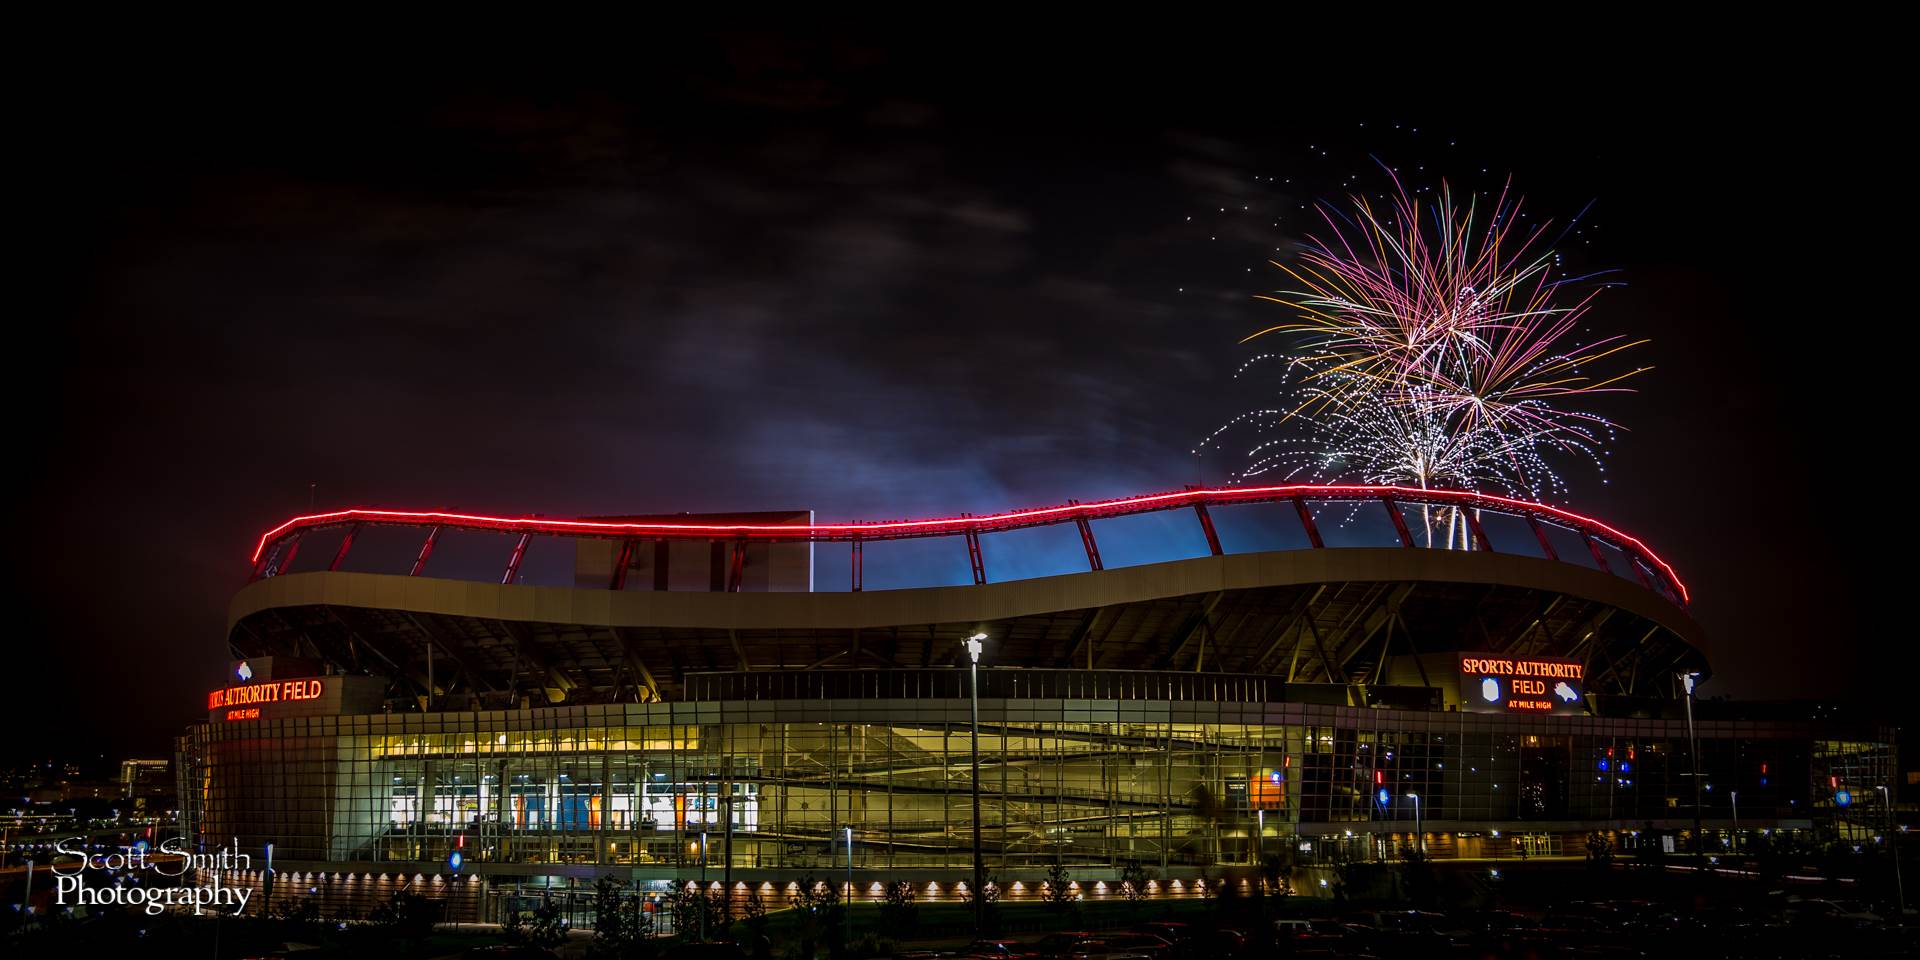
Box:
[207,678,325,711]
[203,673,386,722]
[1457,653,1585,714]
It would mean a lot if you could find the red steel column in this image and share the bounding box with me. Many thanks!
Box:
[1194,503,1224,557]
[410,526,442,577]
[1291,498,1325,548]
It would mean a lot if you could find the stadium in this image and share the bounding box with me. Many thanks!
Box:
[178,485,1893,924]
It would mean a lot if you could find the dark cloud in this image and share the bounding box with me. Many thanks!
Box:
[16,36,1902,764]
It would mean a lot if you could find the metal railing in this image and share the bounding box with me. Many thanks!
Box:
[681,667,1293,704]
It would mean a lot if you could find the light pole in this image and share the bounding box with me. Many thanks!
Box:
[844,826,854,946]
[1878,786,1905,918]
[1682,672,1703,864]
[722,792,732,919]
[1256,809,1265,866]
[1407,793,1423,854]
[966,632,987,936]
[1730,790,1739,855]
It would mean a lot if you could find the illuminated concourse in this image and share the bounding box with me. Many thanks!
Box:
[179,487,1894,922]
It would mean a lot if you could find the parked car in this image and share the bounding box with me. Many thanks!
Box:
[1094,932,1171,957]
[660,943,750,960]
[1032,933,1153,960]
[961,939,1032,958]
[1134,921,1191,943]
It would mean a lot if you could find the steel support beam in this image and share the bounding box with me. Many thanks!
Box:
[1584,535,1613,574]
[1072,503,1103,572]
[501,532,532,585]
[1301,613,1346,684]
[1382,497,1415,547]
[410,526,442,577]
[964,528,985,585]
[1159,591,1227,670]
[249,545,276,581]
[402,612,498,697]
[1527,517,1560,561]
[271,532,304,577]
[1292,497,1325,548]
[1464,508,1493,552]
[1329,582,1418,677]
[607,627,662,702]
[850,538,864,592]
[610,539,637,591]
[1250,586,1323,675]
[1194,503,1224,556]
[1061,606,1110,669]
[728,629,750,670]
[1629,558,1657,592]
[727,540,748,593]
[329,524,363,572]
[322,606,426,692]
[497,620,580,701]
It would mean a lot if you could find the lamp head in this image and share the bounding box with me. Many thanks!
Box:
[965,633,986,662]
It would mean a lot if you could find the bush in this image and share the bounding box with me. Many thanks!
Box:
[788,873,844,959]
[1118,860,1152,905]
[879,879,917,929]
[959,871,1002,935]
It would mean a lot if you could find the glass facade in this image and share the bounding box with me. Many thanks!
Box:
[179,668,1894,889]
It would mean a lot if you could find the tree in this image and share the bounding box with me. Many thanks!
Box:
[368,889,436,940]
[738,888,771,960]
[879,880,918,929]
[501,902,528,944]
[589,876,657,958]
[503,895,568,950]
[960,871,1002,935]
[1189,784,1227,866]
[1260,846,1295,899]
[1400,846,1437,908]
[1585,832,1614,872]
[1043,862,1077,912]
[595,875,630,942]
[1118,860,1151,904]
[1042,861,1079,925]
[672,884,727,943]
[789,873,843,959]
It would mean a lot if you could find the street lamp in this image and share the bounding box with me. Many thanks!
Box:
[1730,790,1739,855]
[966,632,987,936]
[1407,793,1423,854]
[1877,786,1905,917]
[1682,672,1703,863]
[844,826,854,946]
[1256,809,1265,866]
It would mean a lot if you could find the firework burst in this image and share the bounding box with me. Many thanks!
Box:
[1202,170,1647,543]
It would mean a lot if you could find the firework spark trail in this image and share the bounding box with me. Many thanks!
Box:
[1202,169,1646,536]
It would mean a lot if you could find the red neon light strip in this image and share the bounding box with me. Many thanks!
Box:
[248,484,1688,604]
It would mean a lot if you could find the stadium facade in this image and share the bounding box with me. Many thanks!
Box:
[178,486,1894,923]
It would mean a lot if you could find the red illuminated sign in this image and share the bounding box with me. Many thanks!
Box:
[1458,654,1585,714]
[207,678,326,711]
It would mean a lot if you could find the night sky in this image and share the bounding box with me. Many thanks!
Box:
[18,36,1899,768]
